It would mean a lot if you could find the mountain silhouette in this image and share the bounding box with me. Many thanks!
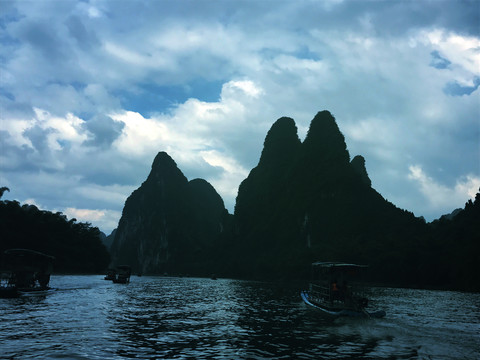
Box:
[232,110,426,281]
[110,152,230,275]
[106,111,479,291]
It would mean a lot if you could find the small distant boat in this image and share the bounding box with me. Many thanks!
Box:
[112,265,131,284]
[104,268,116,281]
[301,261,385,318]
[0,249,55,298]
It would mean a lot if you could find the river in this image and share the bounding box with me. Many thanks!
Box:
[1,275,479,359]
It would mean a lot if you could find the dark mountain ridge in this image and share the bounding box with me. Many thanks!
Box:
[232,111,427,283]
[91,110,479,290]
[2,108,476,291]
[109,152,231,275]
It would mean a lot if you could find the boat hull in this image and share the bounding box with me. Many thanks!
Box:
[1,286,54,298]
[301,291,385,318]
[18,287,54,296]
[112,278,129,284]
[0,286,19,298]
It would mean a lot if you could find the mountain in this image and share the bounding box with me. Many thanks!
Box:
[350,155,372,187]
[109,152,231,275]
[102,229,116,251]
[438,208,462,221]
[423,193,480,291]
[233,111,427,282]
[107,111,478,291]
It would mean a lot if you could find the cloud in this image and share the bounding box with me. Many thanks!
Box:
[422,30,480,75]
[430,50,451,69]
[1,0,479,233]
[199,149,249,209]
[108,79,262,210]
[408,165,480,214]
[66,15,101,50]
[0,108,91,175]
[63,207,121,234]
[444,77,480,96]
[82,114,125,148]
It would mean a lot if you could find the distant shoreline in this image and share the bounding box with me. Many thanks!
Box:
[50,273,479,294]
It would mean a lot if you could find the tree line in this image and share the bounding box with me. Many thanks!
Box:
[0,188,110,273]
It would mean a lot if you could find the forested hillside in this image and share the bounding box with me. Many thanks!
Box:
[0,189,110,273]
[231,111,429,285]
[422,192,480,291]
[109,152,232,275]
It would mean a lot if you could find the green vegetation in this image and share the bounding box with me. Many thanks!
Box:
[0,192,110,273]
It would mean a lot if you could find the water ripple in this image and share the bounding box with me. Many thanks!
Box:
[1,275,479,359]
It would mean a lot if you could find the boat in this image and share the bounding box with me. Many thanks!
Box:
[112,265,131,284]
[104,268,116,281]
[0,249,55,298]
[301,261,385,318]
[0,272,19,298]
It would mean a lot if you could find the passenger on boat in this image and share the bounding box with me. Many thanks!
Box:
[17,271,35,289]
[36,271,50,288]
[331,280,340,301]
[341,280,352,303]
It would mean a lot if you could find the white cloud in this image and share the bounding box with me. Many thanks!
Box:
[63,207,121,234]
[420,29,480,77]
[222,80,263,98]
[33,108,88,149]
[408,165,480,213]
[343,117,402,162]
[108,79,264,211]
[110,111,172,157]
[1,0,479,231]
[0,108,89,159]
[64,207,105,221]
[87,6,102,19]
[0,117,34,148]
[111,79,265,155]
[104,41,174,70]
[1,172,131,234]
[200,149,249,206]
[74,184,136,208]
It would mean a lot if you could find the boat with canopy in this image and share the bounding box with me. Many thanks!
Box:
[301,261,385,318]
[0,248,55,297]
[112,265,131,284]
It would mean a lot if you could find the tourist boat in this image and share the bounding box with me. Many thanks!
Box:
[112,265,131,284]
[301,261,386,318]
[0,273,19,298]
[104,268,116,281]
[0,249,55,298]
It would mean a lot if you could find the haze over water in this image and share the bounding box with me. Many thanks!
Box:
[1,276,479,359]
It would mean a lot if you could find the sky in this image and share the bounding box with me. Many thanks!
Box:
[1,0,479,235]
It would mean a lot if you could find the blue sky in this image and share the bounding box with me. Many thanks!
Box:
[1,0,479,234]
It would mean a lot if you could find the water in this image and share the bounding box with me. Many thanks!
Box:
[1,276,479,359]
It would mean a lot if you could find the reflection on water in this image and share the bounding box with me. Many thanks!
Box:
[1,276,479,359]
